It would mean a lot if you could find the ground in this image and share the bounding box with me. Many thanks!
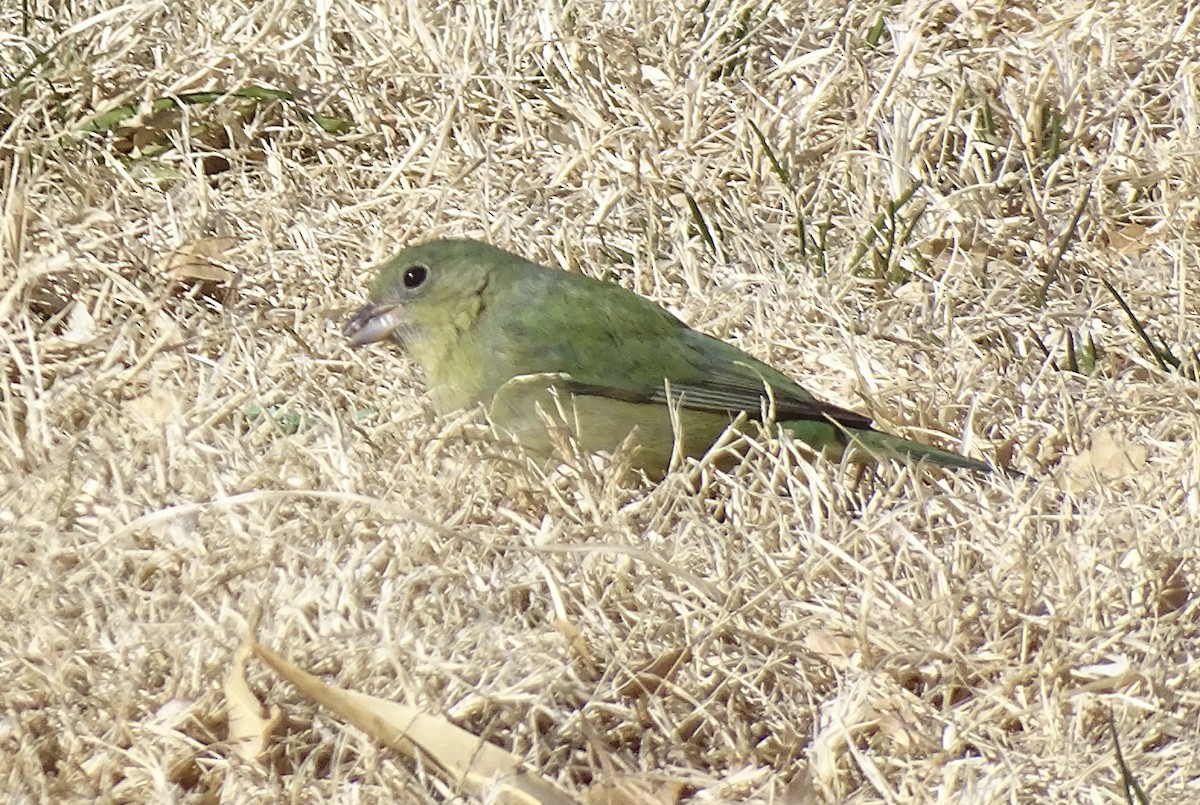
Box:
[2,0,1198,801]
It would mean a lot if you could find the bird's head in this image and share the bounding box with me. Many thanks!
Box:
[344,239,498,348]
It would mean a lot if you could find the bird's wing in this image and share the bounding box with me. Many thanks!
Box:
[492,271,875,431]
[560,375,874,430]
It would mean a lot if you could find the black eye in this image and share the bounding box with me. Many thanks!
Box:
[403,264,428,289]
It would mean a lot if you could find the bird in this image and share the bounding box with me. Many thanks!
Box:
[344,238,1012,478]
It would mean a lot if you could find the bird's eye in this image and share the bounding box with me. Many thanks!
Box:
[403,264,429,289]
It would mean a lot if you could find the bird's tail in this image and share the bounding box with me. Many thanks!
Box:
[846,428,1014,475]
[780,419,1020,476]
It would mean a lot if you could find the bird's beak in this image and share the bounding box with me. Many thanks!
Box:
[344,302,405,347]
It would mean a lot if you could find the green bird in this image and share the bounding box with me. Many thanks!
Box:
[345,239,1010,478]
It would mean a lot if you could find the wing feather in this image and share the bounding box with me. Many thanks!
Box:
[489,269,875,431]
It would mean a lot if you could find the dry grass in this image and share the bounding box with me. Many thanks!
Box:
[3,0,1199,801]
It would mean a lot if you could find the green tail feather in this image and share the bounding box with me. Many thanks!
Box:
[783,420,1018,476]
[849,429,997,474]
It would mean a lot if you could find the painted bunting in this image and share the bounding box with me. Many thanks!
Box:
[345,239,1010,477]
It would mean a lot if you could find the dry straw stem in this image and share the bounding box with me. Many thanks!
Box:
[2,0,1199,802]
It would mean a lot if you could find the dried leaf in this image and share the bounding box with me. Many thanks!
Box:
[158,237,238,293]
[615,646,690,699]
[224,644,283,762]
[1062,427,1147,492]
[803,629,857,670]
[1107,223,1152,256]
[248,638,575,804]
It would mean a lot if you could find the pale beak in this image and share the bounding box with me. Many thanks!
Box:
[343,303,405,347]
